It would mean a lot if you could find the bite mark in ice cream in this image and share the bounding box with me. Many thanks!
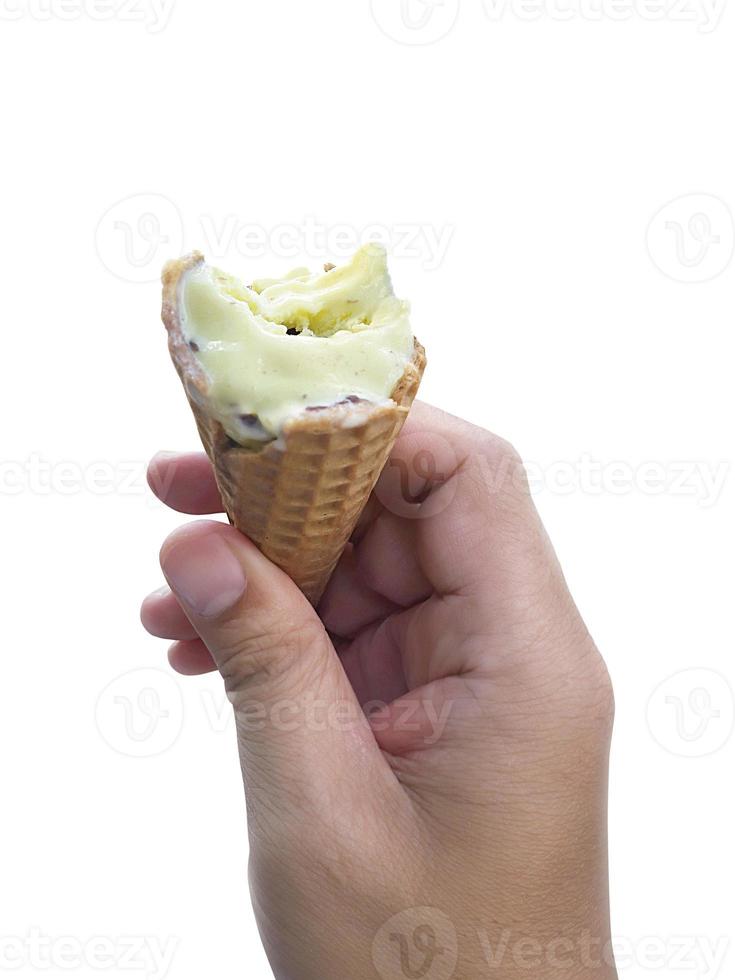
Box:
[177,244,415,442]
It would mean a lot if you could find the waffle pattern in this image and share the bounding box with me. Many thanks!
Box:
[191,402,415,604]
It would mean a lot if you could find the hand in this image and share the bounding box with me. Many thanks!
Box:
[142,402,617,980]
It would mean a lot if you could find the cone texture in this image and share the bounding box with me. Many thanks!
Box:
[162,253,426,604]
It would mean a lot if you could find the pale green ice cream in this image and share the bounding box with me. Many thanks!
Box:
[179,244,415,442]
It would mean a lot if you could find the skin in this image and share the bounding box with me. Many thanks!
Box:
[142,402,617,980]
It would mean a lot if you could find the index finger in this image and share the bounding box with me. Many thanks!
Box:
[147,451,224,514]
[372,401,544,596]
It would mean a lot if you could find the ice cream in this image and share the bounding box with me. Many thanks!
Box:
[176,244,416,443]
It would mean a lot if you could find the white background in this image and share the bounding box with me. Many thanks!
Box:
[1,1,733,977]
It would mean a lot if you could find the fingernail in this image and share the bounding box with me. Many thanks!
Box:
[162,530,246,618]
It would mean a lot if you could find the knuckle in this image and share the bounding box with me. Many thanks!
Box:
[216,615,330,699]
[479,434,525,478]
[463,434,530,507]
[485,432,522,466]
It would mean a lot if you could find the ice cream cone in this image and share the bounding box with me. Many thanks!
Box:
[161,253,425,605]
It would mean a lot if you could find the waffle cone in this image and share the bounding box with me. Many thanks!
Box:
[161,253,426,605]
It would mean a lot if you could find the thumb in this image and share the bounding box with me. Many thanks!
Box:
[159,520,387,808]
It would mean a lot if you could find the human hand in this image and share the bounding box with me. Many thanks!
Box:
[142,402,616,980]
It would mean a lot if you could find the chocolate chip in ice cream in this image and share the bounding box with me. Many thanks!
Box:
[305,395,366,412]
